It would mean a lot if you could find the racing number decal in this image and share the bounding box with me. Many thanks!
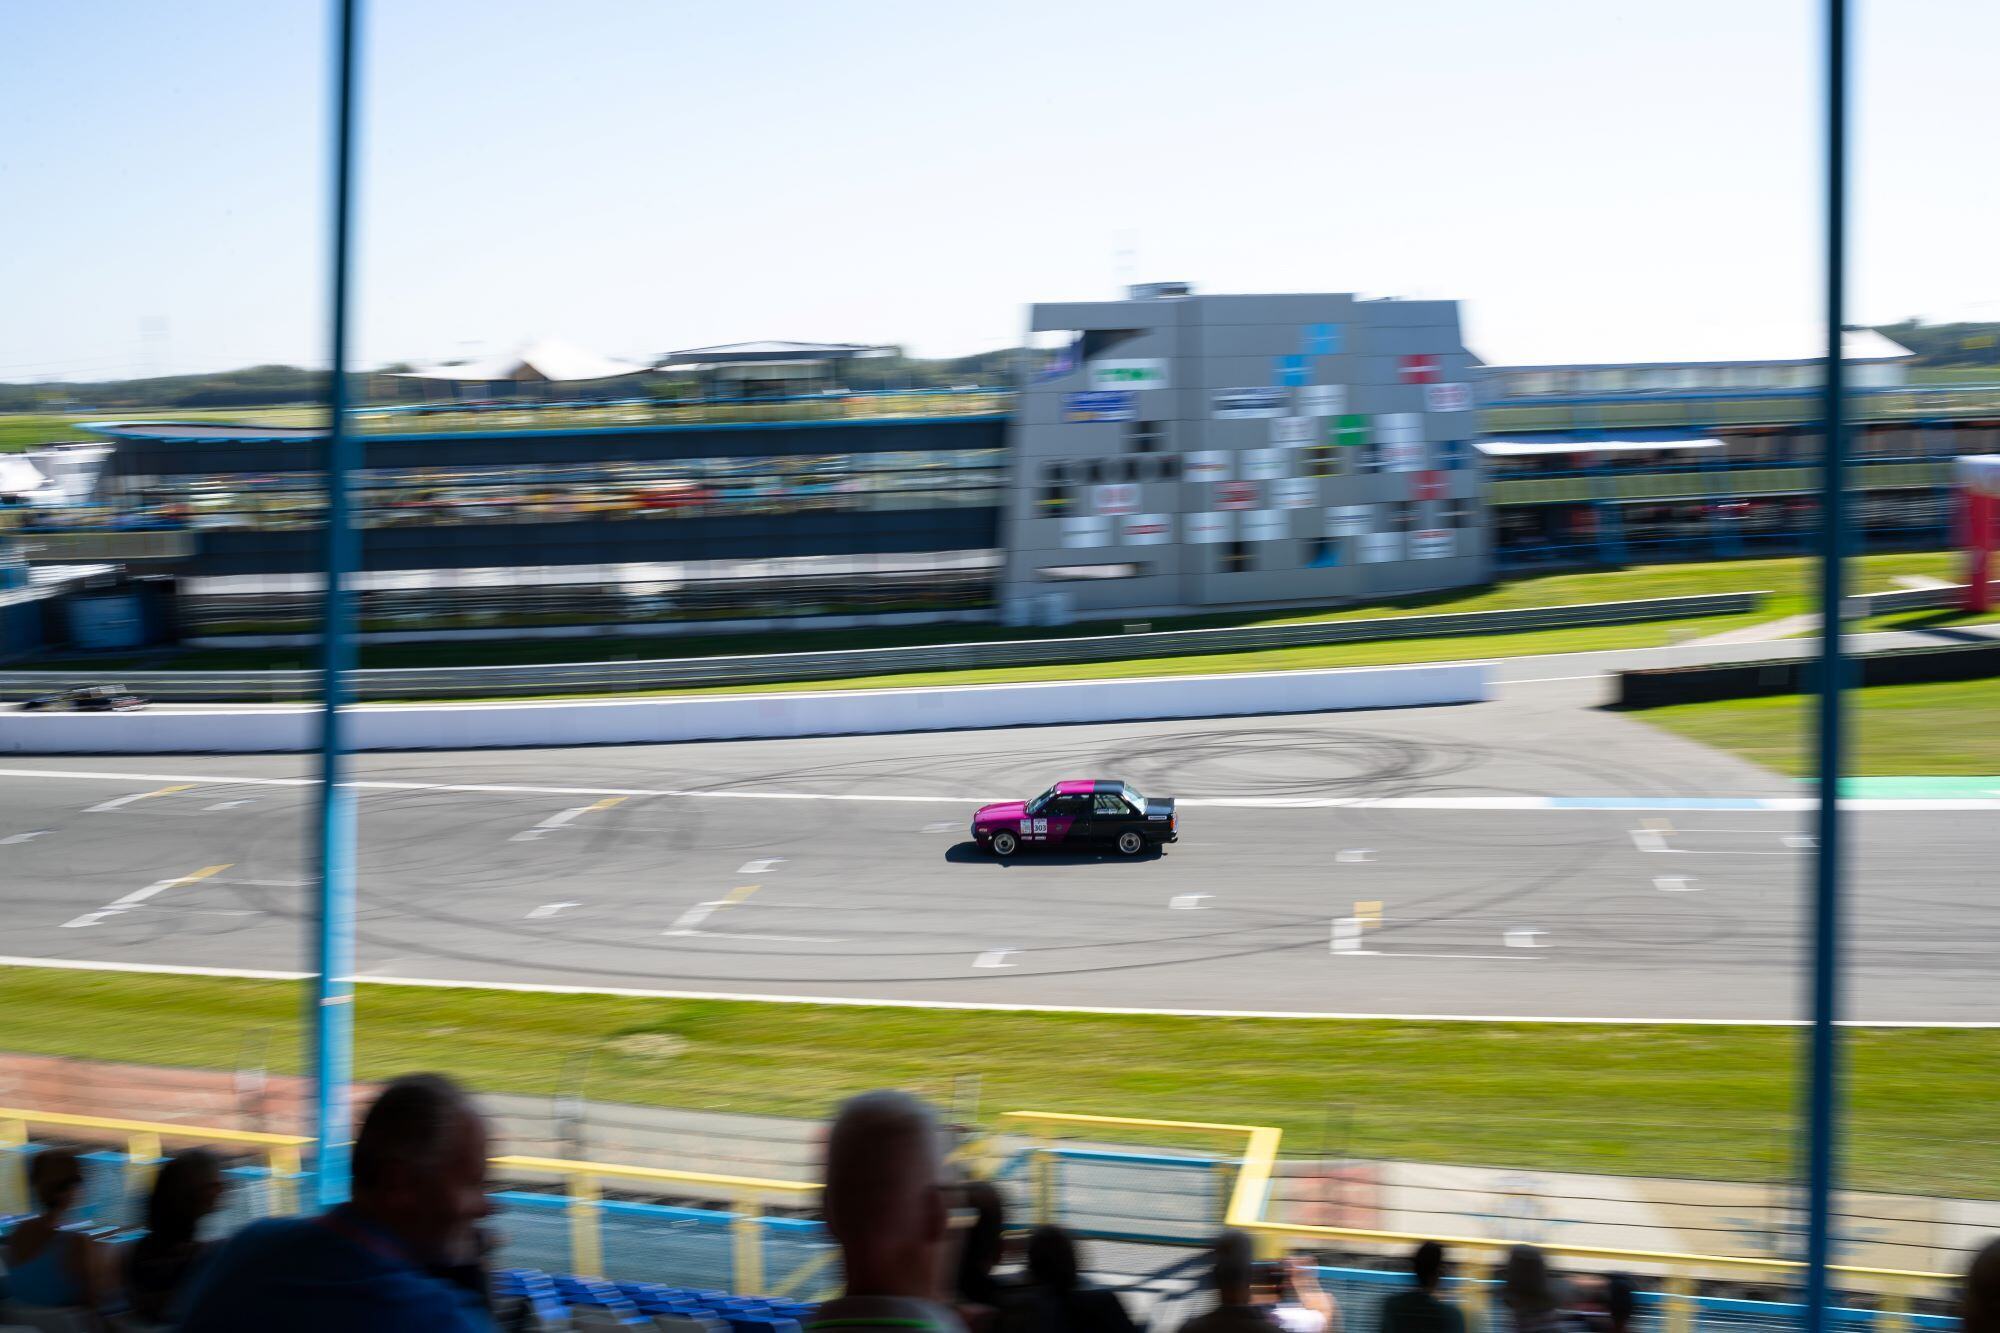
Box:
[1024,819,1049,840]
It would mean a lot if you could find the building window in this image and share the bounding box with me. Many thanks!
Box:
[1154,455,1181,482]
[1444,500,1474,529]
[1223,540,1253,573]
[1087,461,1106,484]
[1396,501,1417,533]
[1305,444,1343,478]
[1306,536,1340,568]
[1126,421,1165,454]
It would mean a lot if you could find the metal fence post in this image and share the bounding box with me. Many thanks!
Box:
[1030,1139,1054,1226]
[270,1144,302,1216]
[125,1130,162,1215]
[568,1171,603,1278]
[1804,3,1851,1332]
[1664,1271,1696,1333]
[733,1195,766,1296]
[308,0,364,1211]
[0,1117,25,1215]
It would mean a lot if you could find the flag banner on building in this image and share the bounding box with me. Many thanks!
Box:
[1064,391,1138,422]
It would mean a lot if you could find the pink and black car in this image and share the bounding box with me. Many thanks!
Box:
[971,779,1178,858]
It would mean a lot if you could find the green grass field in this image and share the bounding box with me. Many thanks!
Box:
[1,966,1992,1196]
[1634,677,2000,778]
[0,407,327,453]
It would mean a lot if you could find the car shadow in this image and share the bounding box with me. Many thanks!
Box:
[944,840,1165,865]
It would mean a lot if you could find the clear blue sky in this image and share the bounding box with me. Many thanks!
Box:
[4,0,1996,380]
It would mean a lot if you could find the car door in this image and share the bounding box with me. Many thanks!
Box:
[1090,792,1134,846]
[1045,794,1091,846]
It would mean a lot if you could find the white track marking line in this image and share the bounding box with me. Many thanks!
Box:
[1784,833,1816,848]
[1169,894,1210,910]
[0,768,1993,813]
[686,930,843,943]
[1365,952,1545,962]
[509,795,626,842]
[1649,849,1804,856]
[2,954,1995,1026]
[204,800,253,811]
[973,949,1018,969]
[1630,829,1668,852]
[1335,848,1374,864]
[526,902,581,920]
[662,883,760,936]
[1330,918,1373,955]
[1,831,48,845]
[84,783,193,814]
[1654,876,1700,892]
[61,863,232,928]
[1504,929,1547,949]
[737,858,784,875]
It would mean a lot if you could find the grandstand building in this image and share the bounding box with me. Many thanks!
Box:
[14,289,2000,641]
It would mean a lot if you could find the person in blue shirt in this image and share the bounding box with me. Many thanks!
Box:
[3,1146,112,1315]
[178,1072,497,1333]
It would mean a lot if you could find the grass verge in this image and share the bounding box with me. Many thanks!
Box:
[1630,677,2000,778]
[1,966,1993,1196]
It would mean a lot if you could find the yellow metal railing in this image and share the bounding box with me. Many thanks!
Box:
[490,1154,820,1293]
[0,1106,307,1216]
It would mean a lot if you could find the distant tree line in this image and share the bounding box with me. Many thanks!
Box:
[1875,320,2000,367]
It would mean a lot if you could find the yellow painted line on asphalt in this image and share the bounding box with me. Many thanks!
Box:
[84,783,194,814]
[61,863,234,928]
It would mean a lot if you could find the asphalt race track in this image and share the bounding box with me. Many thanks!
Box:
[3,679,1996,1022]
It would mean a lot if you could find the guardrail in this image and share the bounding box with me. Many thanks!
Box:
[0,592,1764,703]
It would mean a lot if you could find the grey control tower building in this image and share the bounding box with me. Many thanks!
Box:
[1000,285,1489,623]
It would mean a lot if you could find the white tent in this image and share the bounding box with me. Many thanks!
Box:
[0,455,48,500]
[398,339,649,384]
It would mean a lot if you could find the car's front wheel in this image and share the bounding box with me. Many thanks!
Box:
[1117,830,1145,856]
[990,830,1019,857]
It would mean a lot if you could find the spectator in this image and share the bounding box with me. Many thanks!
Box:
[1379,1241,1464,1333]
[126,1146,227,1324]
[179,1072,496,1332]
[953,1179,1014,1332]
[1500,1246,1573,1333]
[1257,1256,1337,1333]
[1599,1274,1636,1333]
[1018,1224,1137,1333]
[1965,1238,2000,1333]
[1178,1231,1276,1333]
[812,1090,967,1333]
[1,1145,111,1315]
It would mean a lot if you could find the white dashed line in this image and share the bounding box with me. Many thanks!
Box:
[1330,918,1373,955]
[204,800,253,811]
[736,859,785,875]
[84,784,192,814]
[1630,829,1668,852]
[1335,849,1374,864]
[0,831,48,845]
[526,902,581,920]
[1169,894,1211,910]
[1654,876,1700,892]
[1504,929,1548,949]
[973,949,1018,969]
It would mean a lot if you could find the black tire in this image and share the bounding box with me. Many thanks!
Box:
[990,830,1019,857]
[1117,829,1145,856]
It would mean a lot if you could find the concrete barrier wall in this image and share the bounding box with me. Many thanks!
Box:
[0,661,1488,755]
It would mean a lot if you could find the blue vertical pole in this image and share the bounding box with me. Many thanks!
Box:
[311,0,363,1210]
[1804,0,1848,1327]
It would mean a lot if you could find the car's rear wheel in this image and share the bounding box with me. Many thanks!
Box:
[1117,830,1145,856]
[990,830,1019,857]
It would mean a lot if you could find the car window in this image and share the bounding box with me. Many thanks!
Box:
[1093,793,1130,816]
[1026,786,1057,815]
[1054,795,1090,816]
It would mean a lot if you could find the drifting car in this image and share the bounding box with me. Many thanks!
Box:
[17,684,149,713]
[971,779,1178,857]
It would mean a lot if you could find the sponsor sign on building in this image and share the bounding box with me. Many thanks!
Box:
[1275,477,1317,509]
[1187,511,1232,544]
[1063,391,1138,423]
[1244,448,1287,480]
[1122,513,1172,545]
[1361,531,1403,563]
[1062,516,1110,548]
[1300,384,1346,417]
[1411,529,1453,559]
[1413,470,1446,502]
[1087,359,1170,391]
[1398,354,1441,384]
[1244,509,1289,542]
[1186,450,1232,482]
[1217,481,1260,510]
[1326,504,1371,537]
[1425,382,1473,412]
[1093,483,1139,515]
[1212,386,1290,419]
[1273,416,1316,445]
[1384,439,1427,472]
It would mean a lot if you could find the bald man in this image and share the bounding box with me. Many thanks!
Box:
[809,1090,967,1333]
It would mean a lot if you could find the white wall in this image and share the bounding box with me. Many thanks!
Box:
[0,663,1488,755]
